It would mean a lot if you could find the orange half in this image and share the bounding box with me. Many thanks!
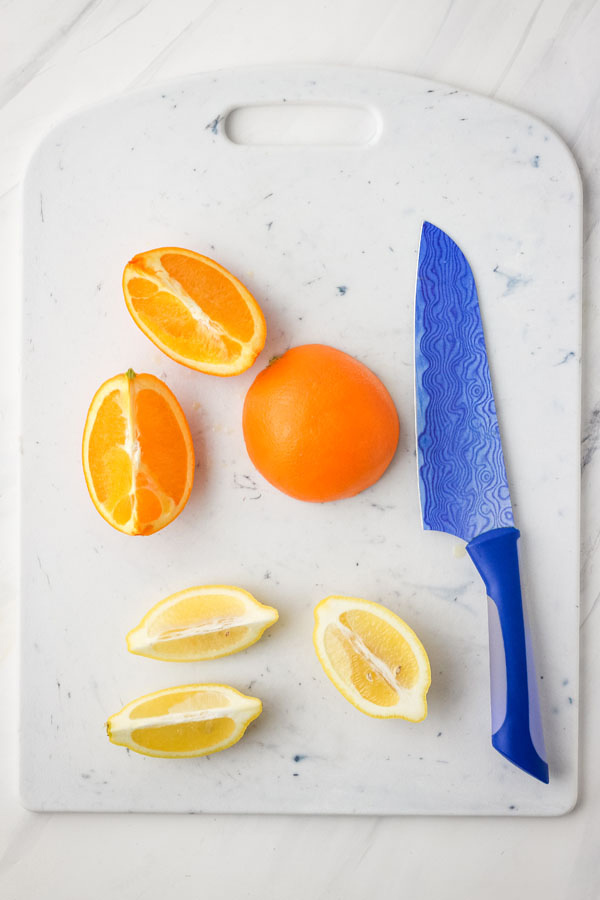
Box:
[123,247,267,376]
[82,370,194,535]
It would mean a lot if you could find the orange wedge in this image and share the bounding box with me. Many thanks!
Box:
[123,247,267,376]
[82,370,194,535]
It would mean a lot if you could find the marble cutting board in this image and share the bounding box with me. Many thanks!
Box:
[20,66,581,815]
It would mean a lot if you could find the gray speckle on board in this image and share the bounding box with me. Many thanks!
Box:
[492,264,531,295]
[206,114,223,135]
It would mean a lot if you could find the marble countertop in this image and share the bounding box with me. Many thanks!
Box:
[1,0,599,897]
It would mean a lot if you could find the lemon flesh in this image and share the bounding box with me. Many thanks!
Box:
[313,596,431,720]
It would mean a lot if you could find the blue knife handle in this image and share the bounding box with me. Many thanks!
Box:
[466,527,549,783]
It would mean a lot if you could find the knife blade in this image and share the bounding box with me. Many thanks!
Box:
[415,221,548,783]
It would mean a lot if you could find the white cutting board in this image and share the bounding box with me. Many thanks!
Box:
[20,67,581,815]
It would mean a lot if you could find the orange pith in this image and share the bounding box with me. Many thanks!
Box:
[82,371,194,535]
[123,248,266,376]
[242,344,400,502]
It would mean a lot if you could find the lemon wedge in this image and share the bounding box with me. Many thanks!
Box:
[106,684,262,758]
[126,585,279,661]
[313,596,431,721]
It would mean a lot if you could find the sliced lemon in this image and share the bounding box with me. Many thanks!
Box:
[106,684,262,758]
[126,585,279,661]
[313,596,431,721]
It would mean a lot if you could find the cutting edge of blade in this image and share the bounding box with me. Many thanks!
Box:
[413,222,428,533]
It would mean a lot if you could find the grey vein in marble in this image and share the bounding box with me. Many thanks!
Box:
[0,0,104,108]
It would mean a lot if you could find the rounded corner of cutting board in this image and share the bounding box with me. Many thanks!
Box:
[495,101,582,198]
[18,772,44,813]
[550,778,579,817]
[22,114,78,195]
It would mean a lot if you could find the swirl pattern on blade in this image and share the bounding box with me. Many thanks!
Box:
[415,223,513,541]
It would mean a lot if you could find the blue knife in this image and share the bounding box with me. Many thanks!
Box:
[415,221,549,783]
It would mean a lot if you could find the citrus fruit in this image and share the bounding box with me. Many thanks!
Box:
[106,684,262,758]
[242,344,399,502]
[122,247,266,375]
[82,369,194,536]
[313,596,431,720]
[127,585,279,661]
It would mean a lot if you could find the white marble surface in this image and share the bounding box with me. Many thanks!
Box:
[1,0,599,895]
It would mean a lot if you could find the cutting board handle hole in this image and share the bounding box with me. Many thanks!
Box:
[224,104,380,146]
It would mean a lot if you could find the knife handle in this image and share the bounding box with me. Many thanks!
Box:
[466,527,549,783]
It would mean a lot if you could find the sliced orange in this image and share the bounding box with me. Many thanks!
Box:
[123,247,266,376]
[82,370,194,535]
[127,585,279,661]
[106,684,262,758]
[313,596,431,721]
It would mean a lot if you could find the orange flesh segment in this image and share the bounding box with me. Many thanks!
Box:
[127,277,158,298]
[113,494,134,526]
[134,387,189,506]
[87,390,133,512]
[131,290,241,365]
[161,252,255,342]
